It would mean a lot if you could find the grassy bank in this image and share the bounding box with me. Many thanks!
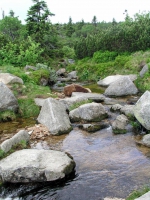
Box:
[0,65,57,121]
[67,50,150,92]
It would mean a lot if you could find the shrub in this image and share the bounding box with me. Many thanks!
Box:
[62,45,76,59]
[30,69,50,84]
[93,51,118,63]
[114,55,131,68]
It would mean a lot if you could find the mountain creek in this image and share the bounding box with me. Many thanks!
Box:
[0,84,150,200]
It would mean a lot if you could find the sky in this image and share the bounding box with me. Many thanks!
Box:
[0,0,150,24]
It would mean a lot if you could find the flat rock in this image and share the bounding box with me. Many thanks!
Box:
[72,92,105,102]
[0,149,75,183]
[104,76,138,97]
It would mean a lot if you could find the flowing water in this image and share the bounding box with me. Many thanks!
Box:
[1,85,150,200]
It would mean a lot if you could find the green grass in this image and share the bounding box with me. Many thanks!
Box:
[0,110,16,122]
[0,65,58,120]
[18,99,40,118]
[126,187,150,200]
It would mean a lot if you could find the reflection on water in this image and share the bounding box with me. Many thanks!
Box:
[1,126,150,200]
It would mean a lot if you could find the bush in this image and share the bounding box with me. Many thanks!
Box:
[0,37,43,67]
[30,69,50,84]
[114,55,131,68]
[93,51,118,63]
[62,45,76,59]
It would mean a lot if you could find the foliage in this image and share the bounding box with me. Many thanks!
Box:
[0,110,16,122]
[66,17,75,37]
[0,37,43,66]
[74,11,150,59]
[36,63,48,69]
[0,14,22,41]
[62,46,76,59]
[35,63,57,83]
[93,51,118,63]
[69,99,93,111]
[30,69,50,84]
[26,0,61,58]
[114,54,131,68]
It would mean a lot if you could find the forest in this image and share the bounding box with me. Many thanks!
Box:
[0,0,150,90]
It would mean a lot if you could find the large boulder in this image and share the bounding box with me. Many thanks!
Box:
[0,73,23,85]
[69,102,107,122]
[64,84,90,97]
[0,149,75,183]
[0,130,30,153]
[37,98,72,135]
[0,82,18,112]
[97,75,137,87]
[104,76,138,97]
[134,91,150,130]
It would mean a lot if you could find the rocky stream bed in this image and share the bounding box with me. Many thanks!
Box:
[1,84,150,200]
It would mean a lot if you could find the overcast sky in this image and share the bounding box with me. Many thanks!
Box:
[0,0,150,24]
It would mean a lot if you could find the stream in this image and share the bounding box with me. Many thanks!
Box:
[1,84,150,200]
